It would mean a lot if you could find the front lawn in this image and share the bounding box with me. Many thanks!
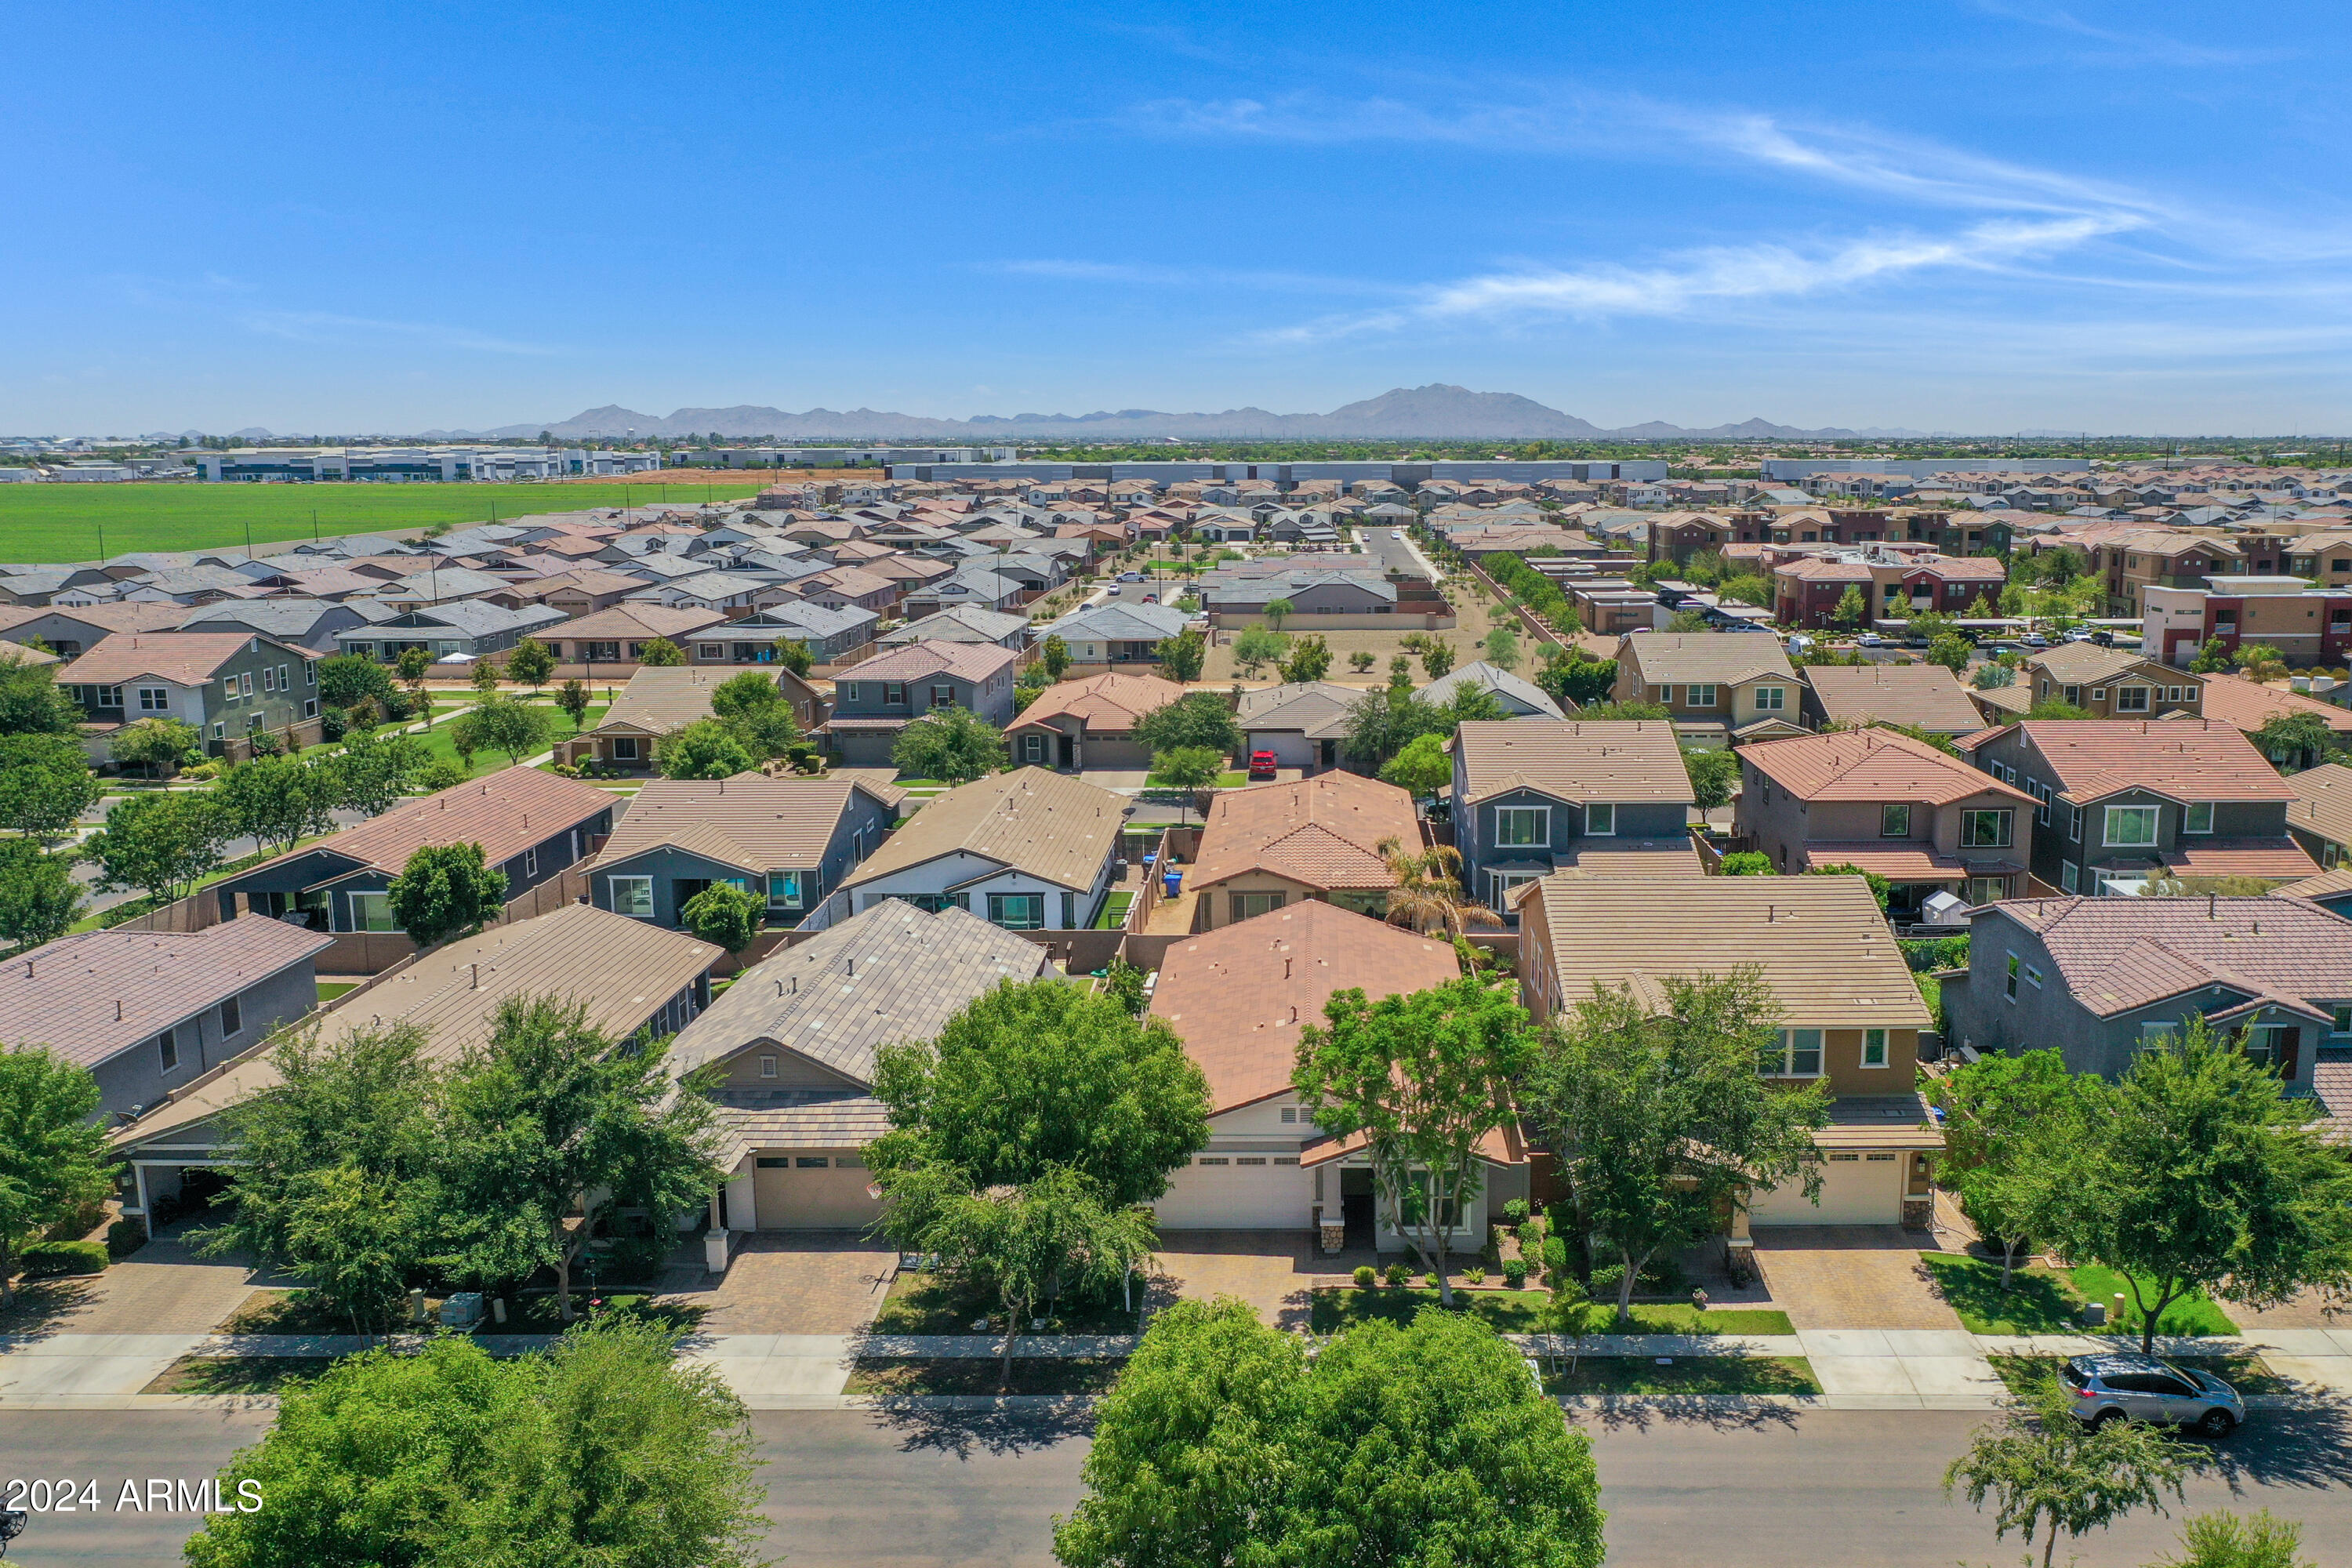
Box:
[1307,1287,1790,1337]
[142,1356,338,1396]
[1922,1252,2238,1338]
[844,1356,1126,1396]
[869,1269,1147,1337]
[1544,1355,1821,1397]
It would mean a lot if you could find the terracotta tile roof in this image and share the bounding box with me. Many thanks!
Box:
[837,639,1018,685]
[2287,763,2352,851]
[595,775,903,874]
[1802,664,1987,734]
[1998,719,2298,804]
[1,916,332,1070]
[2156,839,2321,879]
[1969,685,2032,718]
[1010,672,1189,735]
[1773,556,1875,582]
[1991,895,2352,1018]
[57,631,309,686]
[1741,728,2038,808]
[1552,839,1705,877]
[2278,865,2352,901]
[2024,642,2161,686]
[1796,843,1973,880]
[1190,774,1421,893]
[238,766,616,882]
[2193,674,2352,738]
[1149,902,1463,1115]
[842,767,1125,893]
[1526,875,1929,1031]
[1234,682,1365,740]
[1617,632,1796,687]
[1452,720,1695,808]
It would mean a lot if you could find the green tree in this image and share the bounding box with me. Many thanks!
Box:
[1806,862,1892,910]
[2027,699,2097,720]
[1381,731,1454,797]
[0,1047,112,1308]
[2188,638,2233,674]
[1974,661,2016,689]
[318,652,400,717]
[2150,1510,2314,1568]
[1530,969,1829,1324]
[1040,633,1072,681]
[1718,850,1775,876]
[1279,633,1333,683]
[1667,608,1712,633]
[1349,648,1377,673]
[0,838,84,952]
[0,650,78,735]
[335,724,428,816]
[1232,625,1290,677]
[1156,626,1207,684]
[1341,686,1442,769]
[110,715,200,778]
[1262,597,1294,633]
[769,637,815,676]
[1944,1383,2191,1568]
[1421,639,1457,678]
[394,645,433,720]
[1536,655,1618,709]
[1832,584,1867,629]
[681,882,759,954]
[84,789,231,903]
[387,841,509,948]
[2046,1018,2352,1353]
[1931,1050,2089,1290]
[1682,745,1740,812]
[710,671,801,759]
[2252,710,2339,771]
[1152,745,1225,823]
[636,636,686,668]
[557,677,593,731]
[1054,1300,1607,1568]
[892,706,1007,782]
[470,654,503,699]
[1717,572,1773,608]
[459,695,553,766]
[2234,644,2288,684]
[1293,974,1534,1305]
[1926,633,1973,673]
[1483,624,1523,670]
[436,997,721,1322]
[219,753,342,854]
[504,636,555,694]
[0,731,102,844]
[1134,691,1241,757]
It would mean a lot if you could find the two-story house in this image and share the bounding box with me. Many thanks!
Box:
[2191,674,2352,768]
[1735,728,2042,913]
[820,640,1019,767]
[2021,643,2201,719]
[590,775,903,931]
[1007,671,1189,771]
[1450,719,1699,912]
[1611,633,1805,746]
[688,603,879,666]
[1941,895,2352,1120]
[2285,762,2352,871]
[1518,874,1941,1231]
[838,768,1125,930]
[1182,773,1422,931]
[1955,719,2318,896]
[59,630,323,760]
[1799,662,1987,739]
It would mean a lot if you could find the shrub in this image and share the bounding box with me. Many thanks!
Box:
[106,1218,148,1258]
[1501,1197,1529,1223]
[1353,1265,1377,1289]
[319,707,349,742]
[1541,1235,1568,1276]
[1464,1268,1486,1286]
[1900,934,1969,973]
[43,1199,107,1243]
[1501,1258,1529,1288]
[418,760,469,792]
[1590,1262,1627,1299]
[1516,1220,1542,1255]
[1383,1263,1409,1287]
[20,1240,108,1278]
[1423,1272,1442,1290]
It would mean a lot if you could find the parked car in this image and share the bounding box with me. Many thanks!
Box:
[2060,1353,2241,1436]
[1391,529,1405,539]
[1857,633,1885,648]
[2022,632,2052,648]
[1247,750,1279,780]
[1116,571,1143,582]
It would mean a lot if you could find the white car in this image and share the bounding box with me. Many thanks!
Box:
[1857,633,1885,648]
[1391,529,1405,539]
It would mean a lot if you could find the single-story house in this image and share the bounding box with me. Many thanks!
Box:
[1185,772,1421,930]
[1007,671,1189,771]
[839,768,1126,931]
[590,775,904,929]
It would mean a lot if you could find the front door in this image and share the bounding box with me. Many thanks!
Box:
[1057,732,1076,769]
[1341,1167,1375,1248]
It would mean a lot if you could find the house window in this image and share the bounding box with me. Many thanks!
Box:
[698,644,723,659]
[2245,1025,2298,1072]
[612,737,640,761]
[136,686,169,712]
[988,892,1045,930]
[1862,1028,1888,1068]
[1022,732,1047,763]
[1966,876,2009,906]
[759,1054,777,1078]
[930,684,956,709]
[610,877,655,918]
[796,1156,829,1168]
[2089,688,2107,703]
[2005,953,2020,1000]
[521,847,538,879]
[223,675,241,702]
[2068,804,2082,843]
[2183,802,2214,834]
[1960,809,2013,848]
[2061,861,2080,893]
[220,996,241,1037]
[1687,683,1718,708]
[260,666,275,693]
[2061,684,2082,706]
[1754,686,1786,711]
[304,662,315,686]
[2332,1005,2351,1036]
[1230,891,1286,921]
[1495,806,1549,847]
[158,1027,178,1072]
[2115,686,2150,713]
[1584,803,1616,837]
[349,892,397,931]
[767,870,803,909]
[1279,1106,1301,1123]
[1880,804,1911,837]
[1766,1029,1823,1076]
[2104,805,2159,847]
[883,681,908,706]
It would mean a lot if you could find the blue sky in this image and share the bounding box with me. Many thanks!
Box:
[12,1,2352,435]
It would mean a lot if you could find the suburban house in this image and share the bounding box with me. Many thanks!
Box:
[2021,643,2201,719]
[1007,671,1188,772]
[1612,633,1805,746]
[668,901,1050,1238]
[1183,773,1421,931]
[1450,719,1698,913]
[1734,728,2042,912]
[1799,662,1987,738]
[2191,674,2352,767]
[1199,567,1398,623]
[821,641,1020,767]
[1418,661,1566,719]
[333,600,568,664]
[560,665,822,773]
[206,767,617,935]
[1940,896,2352,1117]
[590,775,903,930]
[58,631,324,759]
[1518,875,1941,1229]
[0,917,332,1123]
[838,767,1126,929]
[1040,601,1189,669]
[688,603,877,666]
[1147,900,1518,1248]
[111,903,718,1234]
[181,598,397,654]
[1236,681,1363,771]
[1955,719,2318,896]
[532,604,725,674]
[879,604,1031,651]
[0,602,185,658]
[2285,762,2352,870]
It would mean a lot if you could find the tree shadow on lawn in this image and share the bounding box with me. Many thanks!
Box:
[864,1396,1098,1459]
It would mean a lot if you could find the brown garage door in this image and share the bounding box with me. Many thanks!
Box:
[753,1152,884,1230]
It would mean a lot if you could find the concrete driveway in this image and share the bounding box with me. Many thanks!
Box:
[0,1222,269,1338]
[1152,1231,1374,1328]
[662,1232,897,1336]
[1750,1226,1963,1331]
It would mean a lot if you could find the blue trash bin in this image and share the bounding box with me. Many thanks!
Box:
[1163,869,1182,898]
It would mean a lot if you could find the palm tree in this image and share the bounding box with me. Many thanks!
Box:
[1374,837,1502,936]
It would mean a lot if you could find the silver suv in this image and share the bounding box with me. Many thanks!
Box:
[2060,1352,2242,1436]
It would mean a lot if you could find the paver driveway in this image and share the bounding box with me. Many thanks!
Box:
[1152,1231,1376,1328]
[664,1232,897,1335]
[1751,1225,1963,1331]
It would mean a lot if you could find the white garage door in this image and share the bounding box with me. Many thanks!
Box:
[1153,1155,1312,1229]
[752,1153,883,1230]
[1748,1152,1904,1226]
[1247,731,1315,769]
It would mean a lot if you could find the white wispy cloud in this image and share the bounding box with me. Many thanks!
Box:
[238,310,553,356]
[994,258,1398,296]
[1966,1,2295,67]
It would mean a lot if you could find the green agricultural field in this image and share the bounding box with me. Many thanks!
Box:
[0,478,771,563]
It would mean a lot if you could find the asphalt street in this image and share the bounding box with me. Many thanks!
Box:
[8,1405,2352,1566]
